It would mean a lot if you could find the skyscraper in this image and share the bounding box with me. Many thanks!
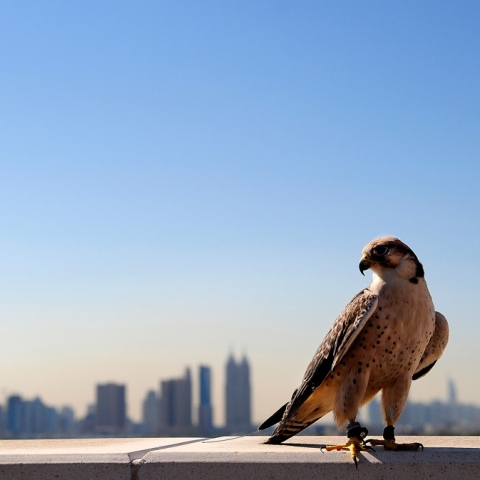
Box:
[6,395,60,437]
[22,397,56,435]
[447,378,458,423]
[6,395,23,437]
[59,406,76,437]
[142,390,160,435]
[448,378,458,405]
[95,383,126,435]
[159,368,192,434]
[225,353,251,433]
[198,365,213,434]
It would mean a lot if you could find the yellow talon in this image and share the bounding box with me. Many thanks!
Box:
[322,437,372,467]
[319,423,374,467]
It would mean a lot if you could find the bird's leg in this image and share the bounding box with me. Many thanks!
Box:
[321,422,374,468]
[364,425,423,451]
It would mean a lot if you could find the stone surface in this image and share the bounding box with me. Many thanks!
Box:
[140,435,480,480]
[0,436,478,479]
[0,437,203,480]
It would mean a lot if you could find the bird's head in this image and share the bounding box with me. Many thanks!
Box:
[359,237,424,282]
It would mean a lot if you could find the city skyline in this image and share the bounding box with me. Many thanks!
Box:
[1,2,480,425]
[0,344,473,426]
[0,352,254,437]
[1,358,478,439]
[0,344,466,426]
[0,351,480,428]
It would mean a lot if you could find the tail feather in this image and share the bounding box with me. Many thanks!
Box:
[266,419,316,444]
[258,402,288,430]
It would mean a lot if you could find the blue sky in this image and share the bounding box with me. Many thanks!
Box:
[1,1,479,425]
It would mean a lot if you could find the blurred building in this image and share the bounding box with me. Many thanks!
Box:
[22,397,58,436]
[198,365,214,435]
[365,379,480,435]
[58,406,76,437]
[159,368,192,435]
[225,353,252,433]
[95,383,127,435]
[447,378,458,424]
[142,390,160,435]
[6,395,23,437]
[4,395,75,438]
[80,404,96,435]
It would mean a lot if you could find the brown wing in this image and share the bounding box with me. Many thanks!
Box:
[413,311,449,380]
[261,289,378,439]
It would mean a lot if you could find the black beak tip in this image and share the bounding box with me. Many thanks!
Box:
[359,259,371,275]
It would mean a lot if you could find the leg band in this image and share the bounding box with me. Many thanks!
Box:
[383,425,395,440]
[347,422,369,439]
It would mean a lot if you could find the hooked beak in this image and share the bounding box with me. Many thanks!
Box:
[359,257,373,276]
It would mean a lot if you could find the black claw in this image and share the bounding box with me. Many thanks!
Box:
[361,438,378,451]
[416,442,424,451]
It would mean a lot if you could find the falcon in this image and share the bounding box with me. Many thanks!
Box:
[259,237,449,464]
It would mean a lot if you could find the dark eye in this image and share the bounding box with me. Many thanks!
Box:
[373,246,389,256]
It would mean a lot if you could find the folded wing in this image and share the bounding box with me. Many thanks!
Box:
[260,289,378,441]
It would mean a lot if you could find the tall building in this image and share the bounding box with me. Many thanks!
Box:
[22,397,57,435]
[95,383,126,435]
[142,390,160,435]
[58,406,76,437]
[225,353,251,433]
[7,395,24,437]
[198,365,213,434]
[81,404,96,435]
[448,378,458,405]
[5,395,60,437]
[447,378,458,424]
[159,368,192,434]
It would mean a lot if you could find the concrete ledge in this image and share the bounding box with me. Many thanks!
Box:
[0,438,201,480]
[0,436,479,479]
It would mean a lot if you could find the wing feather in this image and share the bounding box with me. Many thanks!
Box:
[412,311,449,381]
[278,289,378,423]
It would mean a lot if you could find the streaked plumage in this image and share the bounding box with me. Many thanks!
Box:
[260,237,448,446]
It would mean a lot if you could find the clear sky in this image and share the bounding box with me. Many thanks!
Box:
[1,1,479,426]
